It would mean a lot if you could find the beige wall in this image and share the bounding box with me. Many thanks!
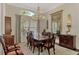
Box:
[0,4,1,35]
[0,4,3,35]
[0,4,5,54]
[47,3,79,49]
[0,3,5,36]
[0,3,3,54]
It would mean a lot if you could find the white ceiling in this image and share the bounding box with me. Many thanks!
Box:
[8,3,63,13]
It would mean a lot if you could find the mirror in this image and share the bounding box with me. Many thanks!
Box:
[51,10,63,34]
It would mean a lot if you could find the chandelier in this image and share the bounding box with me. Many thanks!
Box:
[35,5,46,40]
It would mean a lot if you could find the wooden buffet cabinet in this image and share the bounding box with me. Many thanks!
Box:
[58,34,76,49]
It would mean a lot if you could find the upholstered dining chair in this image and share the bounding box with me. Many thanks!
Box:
[0,36,23,55]
[0,36,17,55]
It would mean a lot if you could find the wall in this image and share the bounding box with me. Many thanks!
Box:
[0,4,5,54]
[47,3,79,49]
[0,4,1,35]
[0,4,3,55]
[0,4,5,36]
[0,4,3,35]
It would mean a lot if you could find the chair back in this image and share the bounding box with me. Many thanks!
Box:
[27,31,34,39]
[44,33,55,47]
[3,34,14,46]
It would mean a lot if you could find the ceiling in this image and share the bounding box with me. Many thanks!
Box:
[8,3,63,13]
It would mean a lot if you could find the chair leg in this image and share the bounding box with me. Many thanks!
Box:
[47,49,50,55]
[33,46,35,53]
[41,46,43,52]
[29,42,32,49]
[30,44,32,50]
[53,47,55,54]
[44,47,46,50]
[27,40,30,47]
[27,42,29,47]
[38,47,40,55]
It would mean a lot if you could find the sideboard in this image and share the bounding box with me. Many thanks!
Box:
[58,34,76,49]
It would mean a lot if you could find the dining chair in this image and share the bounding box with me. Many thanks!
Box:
[3,34,20,50]
[43,34,55,55]
[26,31,34,49]
[32,38,43,55]
[0,36,23,55]
[0,36,17,55]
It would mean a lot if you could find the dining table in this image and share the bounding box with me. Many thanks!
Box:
[33,34,50,54]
